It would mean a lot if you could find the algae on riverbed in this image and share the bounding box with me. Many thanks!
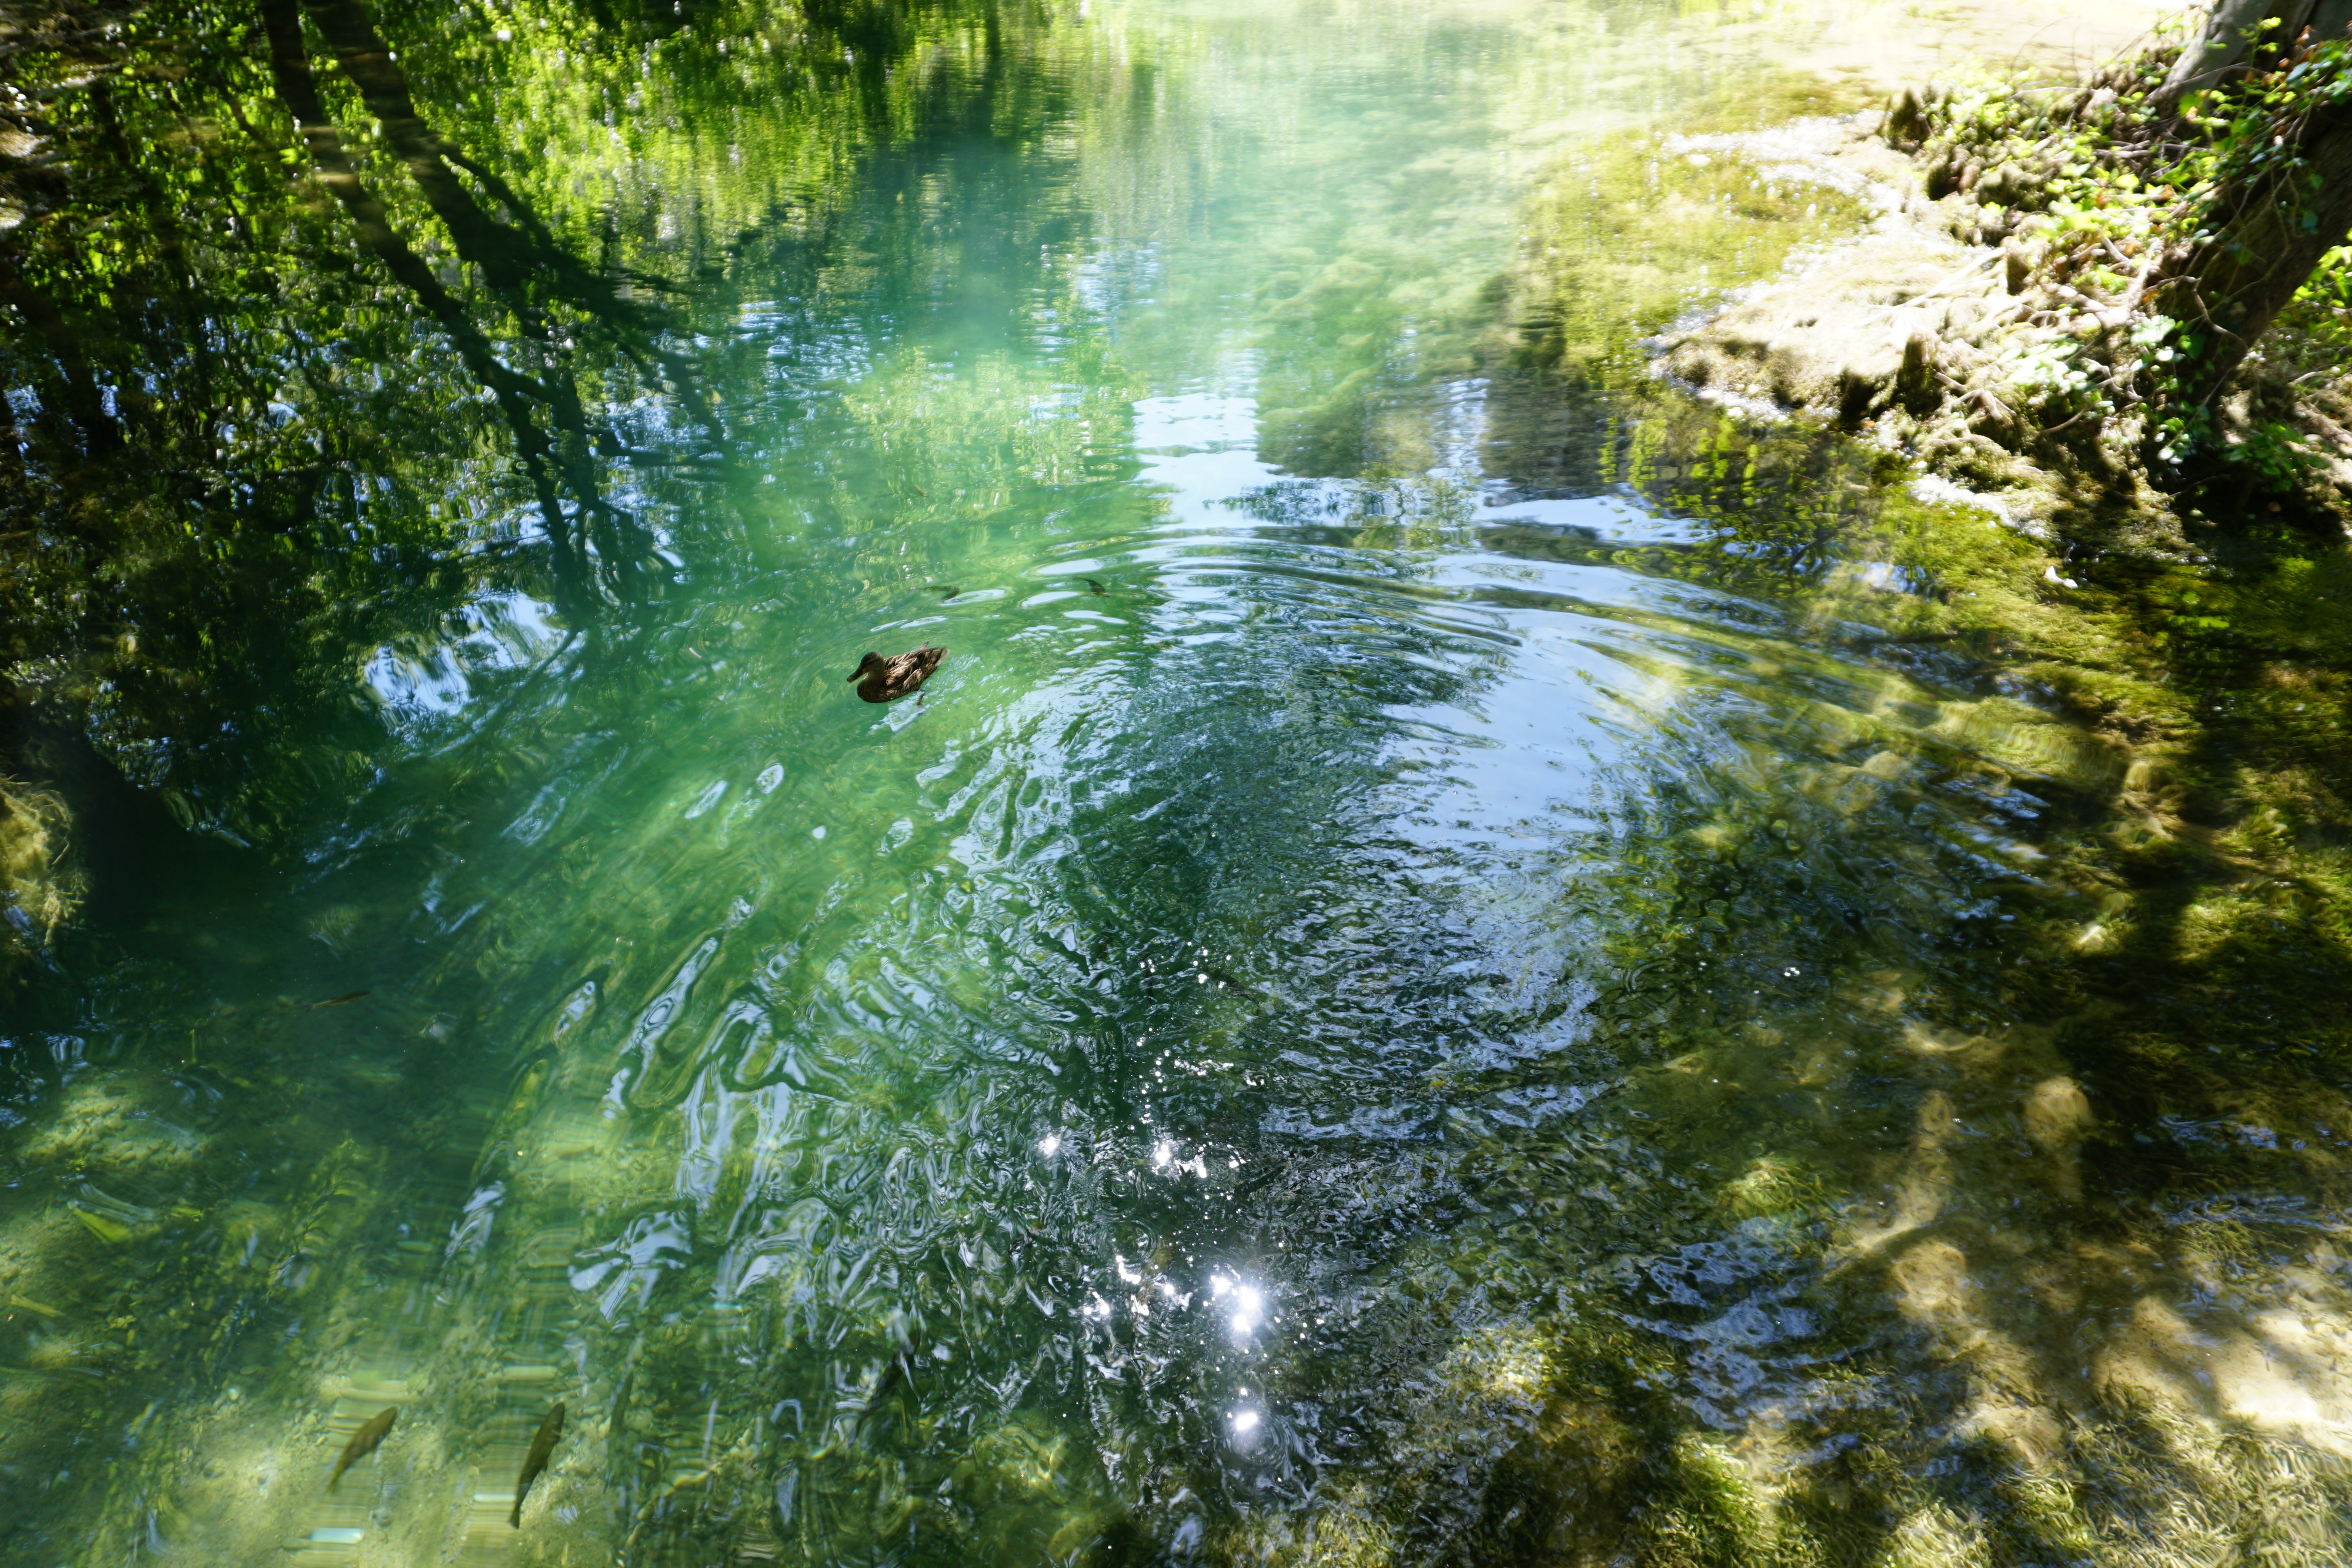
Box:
[0,775,78,973]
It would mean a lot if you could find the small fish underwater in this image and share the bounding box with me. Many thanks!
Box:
[512,1401,566,1526]
[846,1333,927,1439]
[327,1406,397,1490]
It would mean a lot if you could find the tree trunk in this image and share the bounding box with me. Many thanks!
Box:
[2150,91,2352,416]
[2164,0,2352,99]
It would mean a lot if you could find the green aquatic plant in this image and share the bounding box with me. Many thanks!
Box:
[1633,1435,1795,1568]
[1718,1154,1825,1220]
[0,777,79,970]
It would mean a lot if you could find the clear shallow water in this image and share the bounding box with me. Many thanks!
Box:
[4,0,2350,1563]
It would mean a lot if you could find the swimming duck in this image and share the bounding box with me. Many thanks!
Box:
[849,645,946,704]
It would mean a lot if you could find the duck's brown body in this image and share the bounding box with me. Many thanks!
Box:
[850,645,946,703]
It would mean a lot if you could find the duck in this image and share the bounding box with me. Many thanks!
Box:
[848,645,946,704]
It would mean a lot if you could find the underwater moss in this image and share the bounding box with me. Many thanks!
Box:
[1509,69,1877,385]
[0,776,81,972]
[1720,1155,1827,1221]
[1633,1435,1813,1568]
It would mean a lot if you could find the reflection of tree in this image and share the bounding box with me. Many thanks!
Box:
[260,0,621,596]
[0,0,1047,849]
[0,265,123,459]
[0,0,667,850]
[0,2,1141,1551]
[302,0,649,319]
[262,0,682,601]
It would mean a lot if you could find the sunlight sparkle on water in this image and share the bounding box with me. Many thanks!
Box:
[1209,1272,1265,1337]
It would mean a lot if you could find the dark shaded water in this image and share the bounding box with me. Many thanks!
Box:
[4,1,2352,1564]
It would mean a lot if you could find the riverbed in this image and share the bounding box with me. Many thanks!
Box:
[3,0,2349,1563]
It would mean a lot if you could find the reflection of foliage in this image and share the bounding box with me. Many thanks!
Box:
[831,341,1147,530]
[1608,399,1906,590]
[262,0,663,599]
[0,0,1071,844]
[1218,472,1479,555]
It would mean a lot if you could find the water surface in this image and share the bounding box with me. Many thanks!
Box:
[4,1,2350,1564]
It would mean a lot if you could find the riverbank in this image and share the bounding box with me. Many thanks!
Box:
[1509,32,2352,964]
[1649,35,2352,541]
[1664,90,2349,523]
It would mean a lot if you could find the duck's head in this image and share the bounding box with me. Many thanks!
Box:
[848,652,884,682]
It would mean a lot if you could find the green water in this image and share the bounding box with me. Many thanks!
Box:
[5,0,2352,1563]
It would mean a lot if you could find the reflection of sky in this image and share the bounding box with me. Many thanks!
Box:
[1471,492,1708,545]
[1209,1271,1265,1337]
[1115,380,1737,976]
[363,590,566,723]
[1120,386,1731,884]
[1131,392,1277,527]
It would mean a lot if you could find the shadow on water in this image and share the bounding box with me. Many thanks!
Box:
[1401,361,2352,1564]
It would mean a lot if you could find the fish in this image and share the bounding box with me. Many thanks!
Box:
[1850,630,1962,648]
[927,584,960,597]
[1084,578,1106,595]
[608,1364,637,1437]
[511,1401,566,1526]
[328,1406,397,1490]
[847,1335,923,1436]
[1198,963,1260,996]
[310,991,370,1009]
